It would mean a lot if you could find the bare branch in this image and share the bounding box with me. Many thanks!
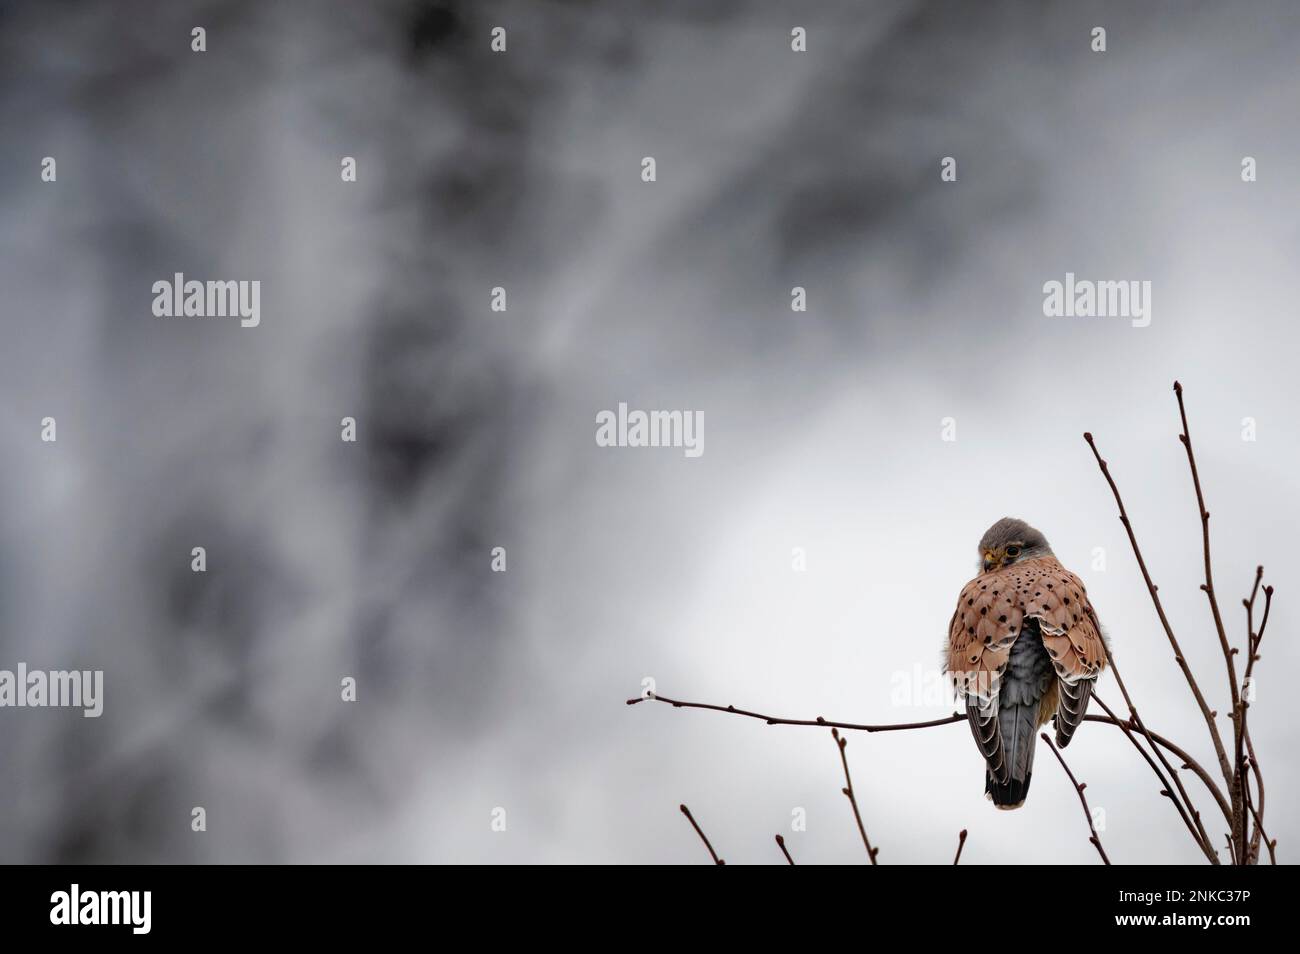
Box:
[1041,733,1111,864]
[1087,696,1216,861]
[1246,733,1274,864]
[775,834,795,865]
[634,686,1232,852]
[1244,794,1277,865]
[627,692,963,732]
[634,688,1229,862]
[1096,652,1221,862]
[832,728,879,864]
[953,829,968,865]
[1175,381,1240,716]
[1174,381,1245,862]
[1086,700,1230,829]
[631,690,1227,840]
[1083,425,1234,796]
[1241,572,1273,863]
[679,804,724,865]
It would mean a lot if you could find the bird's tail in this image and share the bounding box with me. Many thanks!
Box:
[984,701,1039,809]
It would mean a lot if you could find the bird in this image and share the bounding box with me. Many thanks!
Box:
[944,517,1108,809]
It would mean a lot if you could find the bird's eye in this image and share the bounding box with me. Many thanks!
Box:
[1006,546,1021,557]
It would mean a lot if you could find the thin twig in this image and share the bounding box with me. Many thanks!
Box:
[1240,566,1264,857]
[1241,573,1272,864]
[832,729,878,864]
[633,692,1220,815]
[1085,701,1230,828]
[1244,794,1277,865]
[632,681,1239,865]
[679,804,724,865]
[775,834,795,865]
[632,690,1224,833]
[1083,427,1234,791]
[1088,696,1214,861]
[1175,381,1241,725]
[1041,733,1111,864]
[953,829,968,865]
[1097,652,1220,863]
[1083,421,1235,859]
[1174,381,1245,863]
[627,693,963,732]
[1246,734,1274,863]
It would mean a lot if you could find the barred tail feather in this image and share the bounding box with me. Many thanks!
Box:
[1055,677,1093,748]
[985,701,1039,809]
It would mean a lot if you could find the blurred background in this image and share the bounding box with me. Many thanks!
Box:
[0,0,1295,863]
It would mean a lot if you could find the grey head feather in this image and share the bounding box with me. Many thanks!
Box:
[977,517,1054,572]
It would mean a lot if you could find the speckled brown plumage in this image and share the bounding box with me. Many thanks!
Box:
[947,556,1106,698]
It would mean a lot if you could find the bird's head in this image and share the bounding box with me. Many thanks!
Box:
[977,517,1052,573]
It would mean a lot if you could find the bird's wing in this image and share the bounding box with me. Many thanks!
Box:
[1054,676,1093,747]
[946,565,1026,702]
[965,692,1007,784]
[1014,557,1107,746]
[947,565,1027,783]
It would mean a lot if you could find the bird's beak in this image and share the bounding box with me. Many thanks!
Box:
[982,549,1001,573]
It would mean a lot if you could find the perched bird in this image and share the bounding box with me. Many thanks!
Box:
[945,518,1108,809]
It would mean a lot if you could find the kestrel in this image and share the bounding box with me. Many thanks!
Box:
[945,518,1108,809]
